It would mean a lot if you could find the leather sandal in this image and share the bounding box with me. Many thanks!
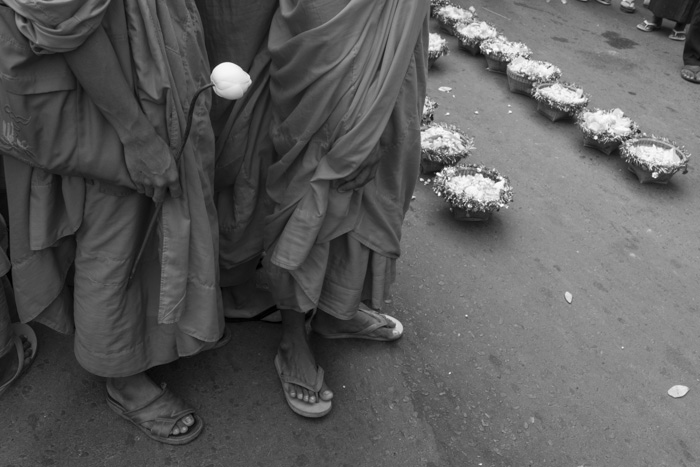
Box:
[106,383,203,445]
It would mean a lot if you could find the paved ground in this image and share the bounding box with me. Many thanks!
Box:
[2,1,700,466]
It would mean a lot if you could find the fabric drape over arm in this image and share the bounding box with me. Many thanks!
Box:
[2,0,110,54]
[265,0,429,270]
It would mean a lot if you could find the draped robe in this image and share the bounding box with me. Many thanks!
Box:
[263,0,429,314]
[0,0,223,376]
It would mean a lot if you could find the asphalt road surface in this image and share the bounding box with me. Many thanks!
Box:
[2,1,699,466]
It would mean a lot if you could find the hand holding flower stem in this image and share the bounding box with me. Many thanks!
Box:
[129,63,251,282]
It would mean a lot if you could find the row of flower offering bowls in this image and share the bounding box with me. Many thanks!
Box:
[428,33,449,69]
[433,165,515,222]
[420,122,475,174]
[433,3,477,36]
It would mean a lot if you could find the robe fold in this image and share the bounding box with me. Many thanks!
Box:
[263,0,428,314]
[0,0,223,377]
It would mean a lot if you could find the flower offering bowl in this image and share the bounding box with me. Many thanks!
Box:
[620,137,690,184]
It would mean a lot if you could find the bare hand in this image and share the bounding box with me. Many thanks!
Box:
[123,133,182,203]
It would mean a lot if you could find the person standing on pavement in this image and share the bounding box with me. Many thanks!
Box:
[636,0,699,40]
[681,0,700,81]
[0,0,225,444]
[263,0,428,418]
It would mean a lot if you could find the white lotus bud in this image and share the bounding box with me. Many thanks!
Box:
[211,62,251,100]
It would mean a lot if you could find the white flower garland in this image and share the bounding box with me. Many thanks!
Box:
[433,165,514,212]
[479,37,532,62]
[578,108,639,144]
[455,21,498,46]
[435,4,477,31]
[620,136,690,178]
[429,33,449,59]
[508,57,561,82]
[421,123,475,164]
[532,82,590,113]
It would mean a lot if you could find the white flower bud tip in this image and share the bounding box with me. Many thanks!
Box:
[211,62,251,100]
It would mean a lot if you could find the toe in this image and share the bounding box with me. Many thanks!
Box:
[320,381,334,401]
[283,381,297,399]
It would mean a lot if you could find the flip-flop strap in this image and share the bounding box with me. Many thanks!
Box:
[355,307,392,335]
[123,384,195,437]
[279,365,325,393]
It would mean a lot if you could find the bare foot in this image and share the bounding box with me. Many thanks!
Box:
[106,373,195,436]
[278,310,333,404]
[312,304,402,341]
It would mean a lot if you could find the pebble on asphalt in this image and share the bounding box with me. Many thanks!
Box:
[668,385,689,398]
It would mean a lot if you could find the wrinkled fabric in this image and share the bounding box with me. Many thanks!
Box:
[1,0,223,377]
[197,0,278,321]
[684,2,700,65]
[648,0,698,24]
[0,214,13,360]
[197,0,277,277]
[2,0,110,54]
[263,0,428,314]
[265,0,428,268]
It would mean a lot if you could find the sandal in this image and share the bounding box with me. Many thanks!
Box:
[620,0,636,13]
[669,30,686,41]
[0,323,38,398]
[636,20,661,32]
[596,0,611,4]
[680,65,700,83]
[106,383,204,445]
[274,354,332,418]
[312,304,404,341]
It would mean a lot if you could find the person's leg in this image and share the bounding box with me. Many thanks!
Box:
[264,253,333,407]
[311,236,401,341]
[681,3,700,82]
[277,309,333,403]
[73,184,196,437]
[683,5,700,65]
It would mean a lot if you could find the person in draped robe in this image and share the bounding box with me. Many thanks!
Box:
[195,0,281,323]
[0,0,224,444]
[263,0,429,417]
